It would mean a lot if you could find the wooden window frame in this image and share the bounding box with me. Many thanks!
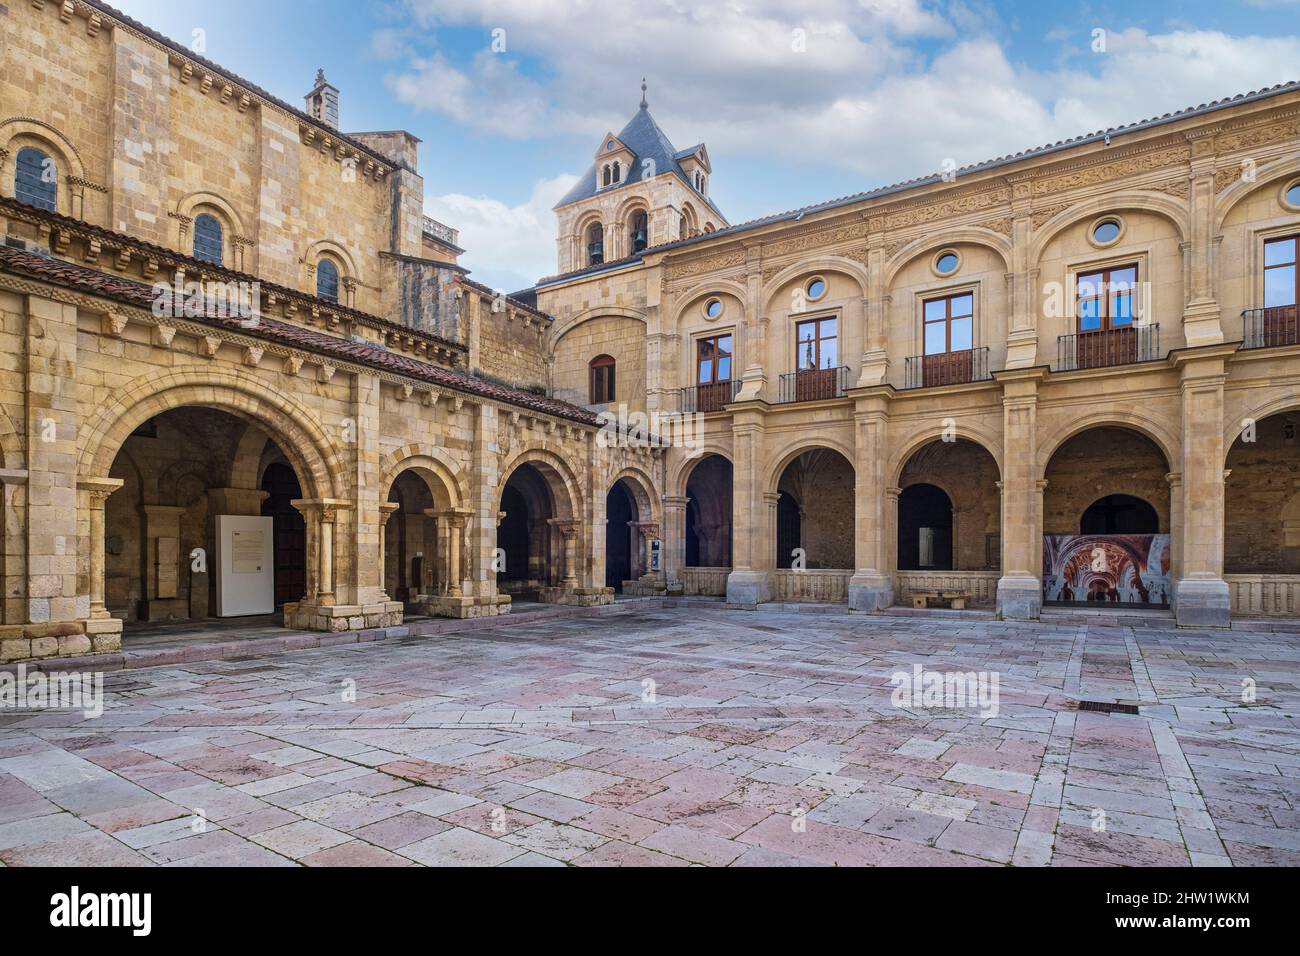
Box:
[921,291,974,355]
[795,315,838,371]
[1075,262,1138,332]
[1264,234,1299,308]
[696,333,733,385]
[589,354,616,404]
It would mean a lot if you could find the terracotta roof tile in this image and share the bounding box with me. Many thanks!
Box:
[0,244,601,427]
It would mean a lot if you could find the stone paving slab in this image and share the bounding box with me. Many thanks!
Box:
[1,605,1298,866]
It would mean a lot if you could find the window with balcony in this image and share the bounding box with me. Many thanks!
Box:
[1060,263,1157,369]
[688,333,734,412]
[1254,235,1299,347]
[589,354,616,404]
[908,292,988,387]
[783,316,845,402]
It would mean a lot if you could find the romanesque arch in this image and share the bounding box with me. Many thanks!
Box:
[80,367,342,501]
[882,229,1012,288]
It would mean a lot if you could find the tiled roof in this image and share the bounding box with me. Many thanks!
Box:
[554,105,726,219]
[0,244,601,427]
[456,274,553,323]
[81,1,403,173]
[537,78,1300,287]
[1,196,465,355]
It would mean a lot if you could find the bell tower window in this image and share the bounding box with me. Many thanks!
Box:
[630,211,648,253]
[586,221,604,266]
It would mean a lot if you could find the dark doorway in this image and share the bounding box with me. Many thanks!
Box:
[498,484,532,592]
[497,463,556,597]
[260,462,305,606]
[898,483,953,570]
[1080,494,1159,534]
[776,493,801,568]
[685,454,733,567]
[605,480,638,590]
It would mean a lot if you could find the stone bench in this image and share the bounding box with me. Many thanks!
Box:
[911,590,970,610]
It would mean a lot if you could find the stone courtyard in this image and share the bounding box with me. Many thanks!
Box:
[1,604,1298,867]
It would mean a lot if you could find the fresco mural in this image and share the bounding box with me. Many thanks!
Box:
[1042,534,1172,608]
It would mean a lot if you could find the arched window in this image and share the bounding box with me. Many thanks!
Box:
[602,164,611,187]
[316,258,340,303]
[586,221,604,265]
[612,161,621,184]
[15,147,57,212]
[193,213,224,265]
[590,354,616,404]
[630,210,648,253]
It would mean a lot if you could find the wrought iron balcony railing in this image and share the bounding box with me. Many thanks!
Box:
[1056,323,1160,371]
[1242,306,1300,349]
[777,366,849,404]
[903,347,991,389]
[681,379,741,413]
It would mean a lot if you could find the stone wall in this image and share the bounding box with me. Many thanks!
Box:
[1226,414,1300,573]
[1043,427,1171,535]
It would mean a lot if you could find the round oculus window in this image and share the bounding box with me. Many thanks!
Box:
[1092,219,1121,244]
[1286,182,1300,209]
[935,252,959,275]
[705,298,724,319]
[806,278,827,300]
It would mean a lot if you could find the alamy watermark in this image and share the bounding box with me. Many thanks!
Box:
[1,665,103,719]
[890,663,1000,718]
[151,278,261,327]
[596,405,705,456]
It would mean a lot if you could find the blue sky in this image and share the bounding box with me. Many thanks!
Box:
[113,0,1300,291]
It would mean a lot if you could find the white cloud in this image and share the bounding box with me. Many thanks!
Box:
[387,2,1299,281]
[428,174,578,291]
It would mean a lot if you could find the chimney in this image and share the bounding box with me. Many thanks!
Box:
[305,68,339,129]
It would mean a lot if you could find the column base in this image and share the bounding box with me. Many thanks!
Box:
[848,572,894,612]
[538,586,614,607]
[0,618,121,663]
[421,595,509,619]
[996,575,1041,620]
[282,601,403,633]
[1173,578,1231,628]
[725,569,771,609]
[622,577,667,597]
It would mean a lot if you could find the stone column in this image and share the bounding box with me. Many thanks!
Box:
[1181,131,1225,347]
[550,521,579,589]
[662,495,687,587]
[1171,350,1233,626]
[1004,178,1039,369]
[291,499,346,608]
[726,408,771,607]
[468,404,503,609]
[82,478,123,620]
[857,240,888,386]
[996,369,1046,619]
[637,522,661,581]
[377,502,398,600]
[318,505,337,606]
[849,392,894,610]
[437,508,473,597]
